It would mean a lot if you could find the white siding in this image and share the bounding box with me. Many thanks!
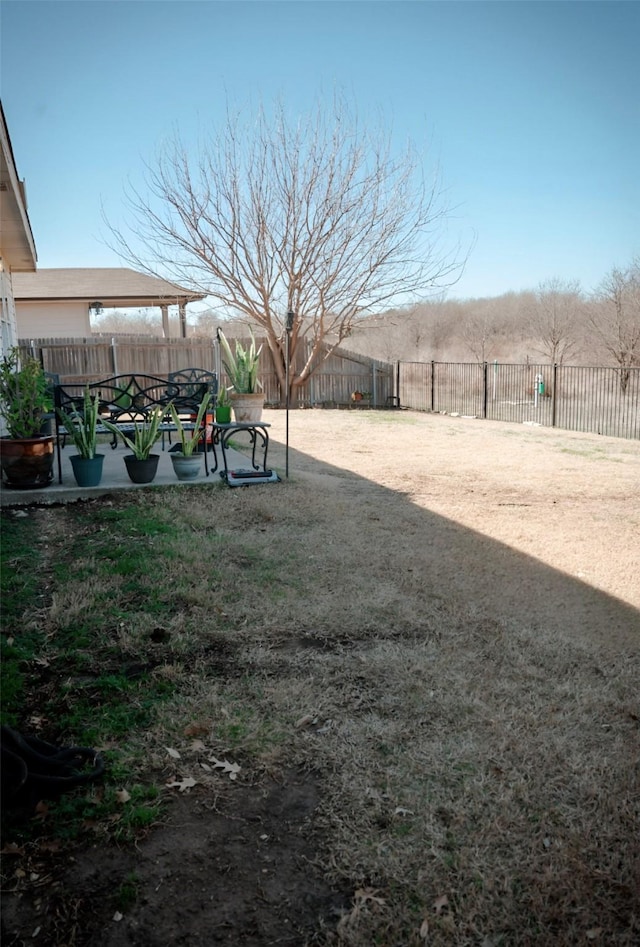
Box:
[16,301,91,338]
[0,260,18,359]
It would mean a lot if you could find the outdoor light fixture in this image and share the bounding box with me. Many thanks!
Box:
[89,301,103,316]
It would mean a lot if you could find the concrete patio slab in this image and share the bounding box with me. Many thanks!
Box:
[0,441,256,507]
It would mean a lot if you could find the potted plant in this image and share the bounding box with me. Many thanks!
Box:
[214,386,232,424]
[167,394,210,481]
[103,406,166,484]
[0,348,55,489]
[217,328,264,422]
[56,387,105,487]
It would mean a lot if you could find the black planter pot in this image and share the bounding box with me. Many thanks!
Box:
[123,454,160,484]
[0,436,55,489]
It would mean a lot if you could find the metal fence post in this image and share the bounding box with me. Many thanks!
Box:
[111,337,118,375]
[431,361,435,412]
[552,363,558,427]
[482,361,488,418]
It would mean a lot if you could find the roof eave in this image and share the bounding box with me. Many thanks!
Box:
[0,101,37,271]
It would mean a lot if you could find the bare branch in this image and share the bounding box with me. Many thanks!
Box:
[589,258,640,393]
[103,95,468,399]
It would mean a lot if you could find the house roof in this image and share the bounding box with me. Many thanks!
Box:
[0,101,37,271]
[12,268,206,307]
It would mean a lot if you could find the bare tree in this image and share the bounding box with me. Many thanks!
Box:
[527,277,583,365]
[460,303,502,363]
[105,96,465,401]
[92,308,165,336]
[590,259,640,393]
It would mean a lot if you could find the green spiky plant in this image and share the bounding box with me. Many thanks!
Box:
[168,393,211,456]
[218,329,263,393]
[215,385,231,408]
[57,387,101,459]
[103,406,167,460]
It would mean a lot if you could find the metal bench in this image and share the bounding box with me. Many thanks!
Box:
[53,372,216,484]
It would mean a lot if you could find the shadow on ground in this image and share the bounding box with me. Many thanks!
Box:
[1,428,638,946]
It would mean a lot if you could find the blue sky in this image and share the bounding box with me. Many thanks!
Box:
[1,0,638,301]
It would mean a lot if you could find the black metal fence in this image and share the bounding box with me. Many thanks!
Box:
[19,337,640,439]
[398,361,640,440]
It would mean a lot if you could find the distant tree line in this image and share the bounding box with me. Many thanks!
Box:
[93,258,640,381]
[344,257,640,373]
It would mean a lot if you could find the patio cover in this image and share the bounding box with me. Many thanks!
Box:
[12,267,206,337]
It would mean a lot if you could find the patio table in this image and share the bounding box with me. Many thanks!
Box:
[208,422,274,485]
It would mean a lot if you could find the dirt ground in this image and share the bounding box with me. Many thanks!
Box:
[2,409,639,946]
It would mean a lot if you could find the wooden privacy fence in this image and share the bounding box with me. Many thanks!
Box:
[19,336,395,408]
[21,336,218,381]
[17,338,638,438]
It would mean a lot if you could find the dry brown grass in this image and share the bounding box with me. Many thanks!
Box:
[188,464,640,944]
[4,410,639,945]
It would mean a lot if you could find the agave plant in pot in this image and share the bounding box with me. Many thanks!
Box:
[0,348,55,489]
[103,406,166,484]
[217,328,264,422]
[168,394,211,481]
[57,387,105,487]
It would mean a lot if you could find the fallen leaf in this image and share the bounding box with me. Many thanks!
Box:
[37,839,62,854]
[166,776,197,792]
[295,714,315,729]
[165,746,181,759]
[394,806,414,816]
[115,789,131,804]
[33,801,49,821]
[113,911,123,922]
[0,843,24,856]
[433,894,449,915]
[189,739,206,751]
[419,918,430,940]
[184,722,209,737]
[207,756,241,780]
[354,887,386,906]
[586,929,603,941]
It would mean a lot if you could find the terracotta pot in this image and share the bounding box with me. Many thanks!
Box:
[0,436,55,489]
[229,392,264,423]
